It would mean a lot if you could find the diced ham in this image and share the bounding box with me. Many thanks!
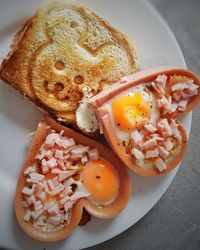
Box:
[26,194,37,205]
[34,201,43,211]
[131,148,144,160]
[55,150,64,159]
[71,145,89,155]
[64,201,73,213]
[42,180,49,193]
[170,102,179,112]
[48,183,65,196]
[155,157,166,172]
[157,119,172,137]
[145,148,159,158]
[88,148,99,160]
[64,212,71,224]
[158,146,169,159]
[172,91,182,101]
[27,173,45,184]
[131,130,143,144]
[170,119,182,141]
[46,158,57,169]
[178,99,188,111]
[45,150,53,160]
[48,204,60,216]
[57,159,66,170]
[150,133,164,141]
[70,153,83,159]
[22,184,36,196]
[63,177,74,187]
[24,166,36,176]
[156,74,168,87]
[62,138,75,149]
[163,138,174,151]
[151,81,164,94]
[32,209,44,220]
[45,133,62,147]
[47,214,64,225]
[70,191,89,202]
[51,168,62,174]
[58,170,77,182]
[24,210,32,222]
[143,138,157,149]
[47,179,56,190]
[36,147,47,160]
[81,155,88,164]
[41,159,49,174]
[21,201,29,208]
[171,83,185,92]
[59,195,70,205]
[144,123,157,133]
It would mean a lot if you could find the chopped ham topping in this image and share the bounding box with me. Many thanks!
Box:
[58,170,77,182]
[178,99,188,111]
[144,123,157,133]
[155,157,166,172]
[145,148,159,158]
[88,148,99,160]
[143,138,157,149]
[131,130,143,144]
[131,148,144,160]
[163,138,174,151]
[170,119,181,141]
[158,146,169,159]
[24,210,32,222]
[22,129,100,228]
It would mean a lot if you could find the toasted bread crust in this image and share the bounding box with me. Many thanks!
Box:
[0,2,137,132]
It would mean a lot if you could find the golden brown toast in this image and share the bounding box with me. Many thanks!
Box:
[0,1,137,133]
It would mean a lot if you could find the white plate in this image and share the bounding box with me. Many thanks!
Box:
[0,0,191,249]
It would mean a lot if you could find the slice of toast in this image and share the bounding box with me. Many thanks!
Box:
[0,1,137,134]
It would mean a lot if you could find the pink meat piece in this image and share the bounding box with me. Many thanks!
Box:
[45,150,53,160]
[70,191,89,203]
[155,157,166,172]
[48,204,60,216]
[144,123,157,133]
[88,148,99,160]
[71,145,90,155]
[41,159,49,174]
[172,91,182,101]
[64,201,73,213]
[63,177,74,187]
[47,214,64,225]
[158,145,169,159]
[21,201,29,208]
[24,166,36,176]
[163,138,174,151]
[51,168,62,174]
[45,133,62,147]
[145,148,159,158]
[31,208,44,220]
[26,194,37,205]
[81,155,88,164]
[170,119,182,141]
[131,130,143,144]
[46,158,57,169]
[178,99,188,111]
[23,210,32,222]
[62,138,75,149]
[55,149,64,159]
[57,159,66,170]
[22,184,36,196]
[59,195,70,206]
[48,183,65,196]
[131,148,144,160]
[58,170,77,182]
[143,138,157,149]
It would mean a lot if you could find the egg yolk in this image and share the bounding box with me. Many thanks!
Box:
[111,92,151,130]
[82,158,119,205]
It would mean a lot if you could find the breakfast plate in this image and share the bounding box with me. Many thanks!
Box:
[0,0,191,249]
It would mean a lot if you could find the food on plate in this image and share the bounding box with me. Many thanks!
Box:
[89,66,200,176]
[0,1,137,134]
[15,116,131,242]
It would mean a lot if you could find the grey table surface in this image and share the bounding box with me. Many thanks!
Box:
[1,1,200,250]
[85,0,200,250]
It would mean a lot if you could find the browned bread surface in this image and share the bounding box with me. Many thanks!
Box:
[0,1,137,130]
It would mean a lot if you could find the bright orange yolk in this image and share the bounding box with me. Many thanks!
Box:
[83,158,119,205]
[111,92,151,130]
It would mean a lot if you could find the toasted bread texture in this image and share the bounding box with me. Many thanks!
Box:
[0,1,137,131]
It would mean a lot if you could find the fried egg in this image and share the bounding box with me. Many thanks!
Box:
[104,84,159,145]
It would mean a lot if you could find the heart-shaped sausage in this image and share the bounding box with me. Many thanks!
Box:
[15,116,131,242]
[89,66,200,176]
